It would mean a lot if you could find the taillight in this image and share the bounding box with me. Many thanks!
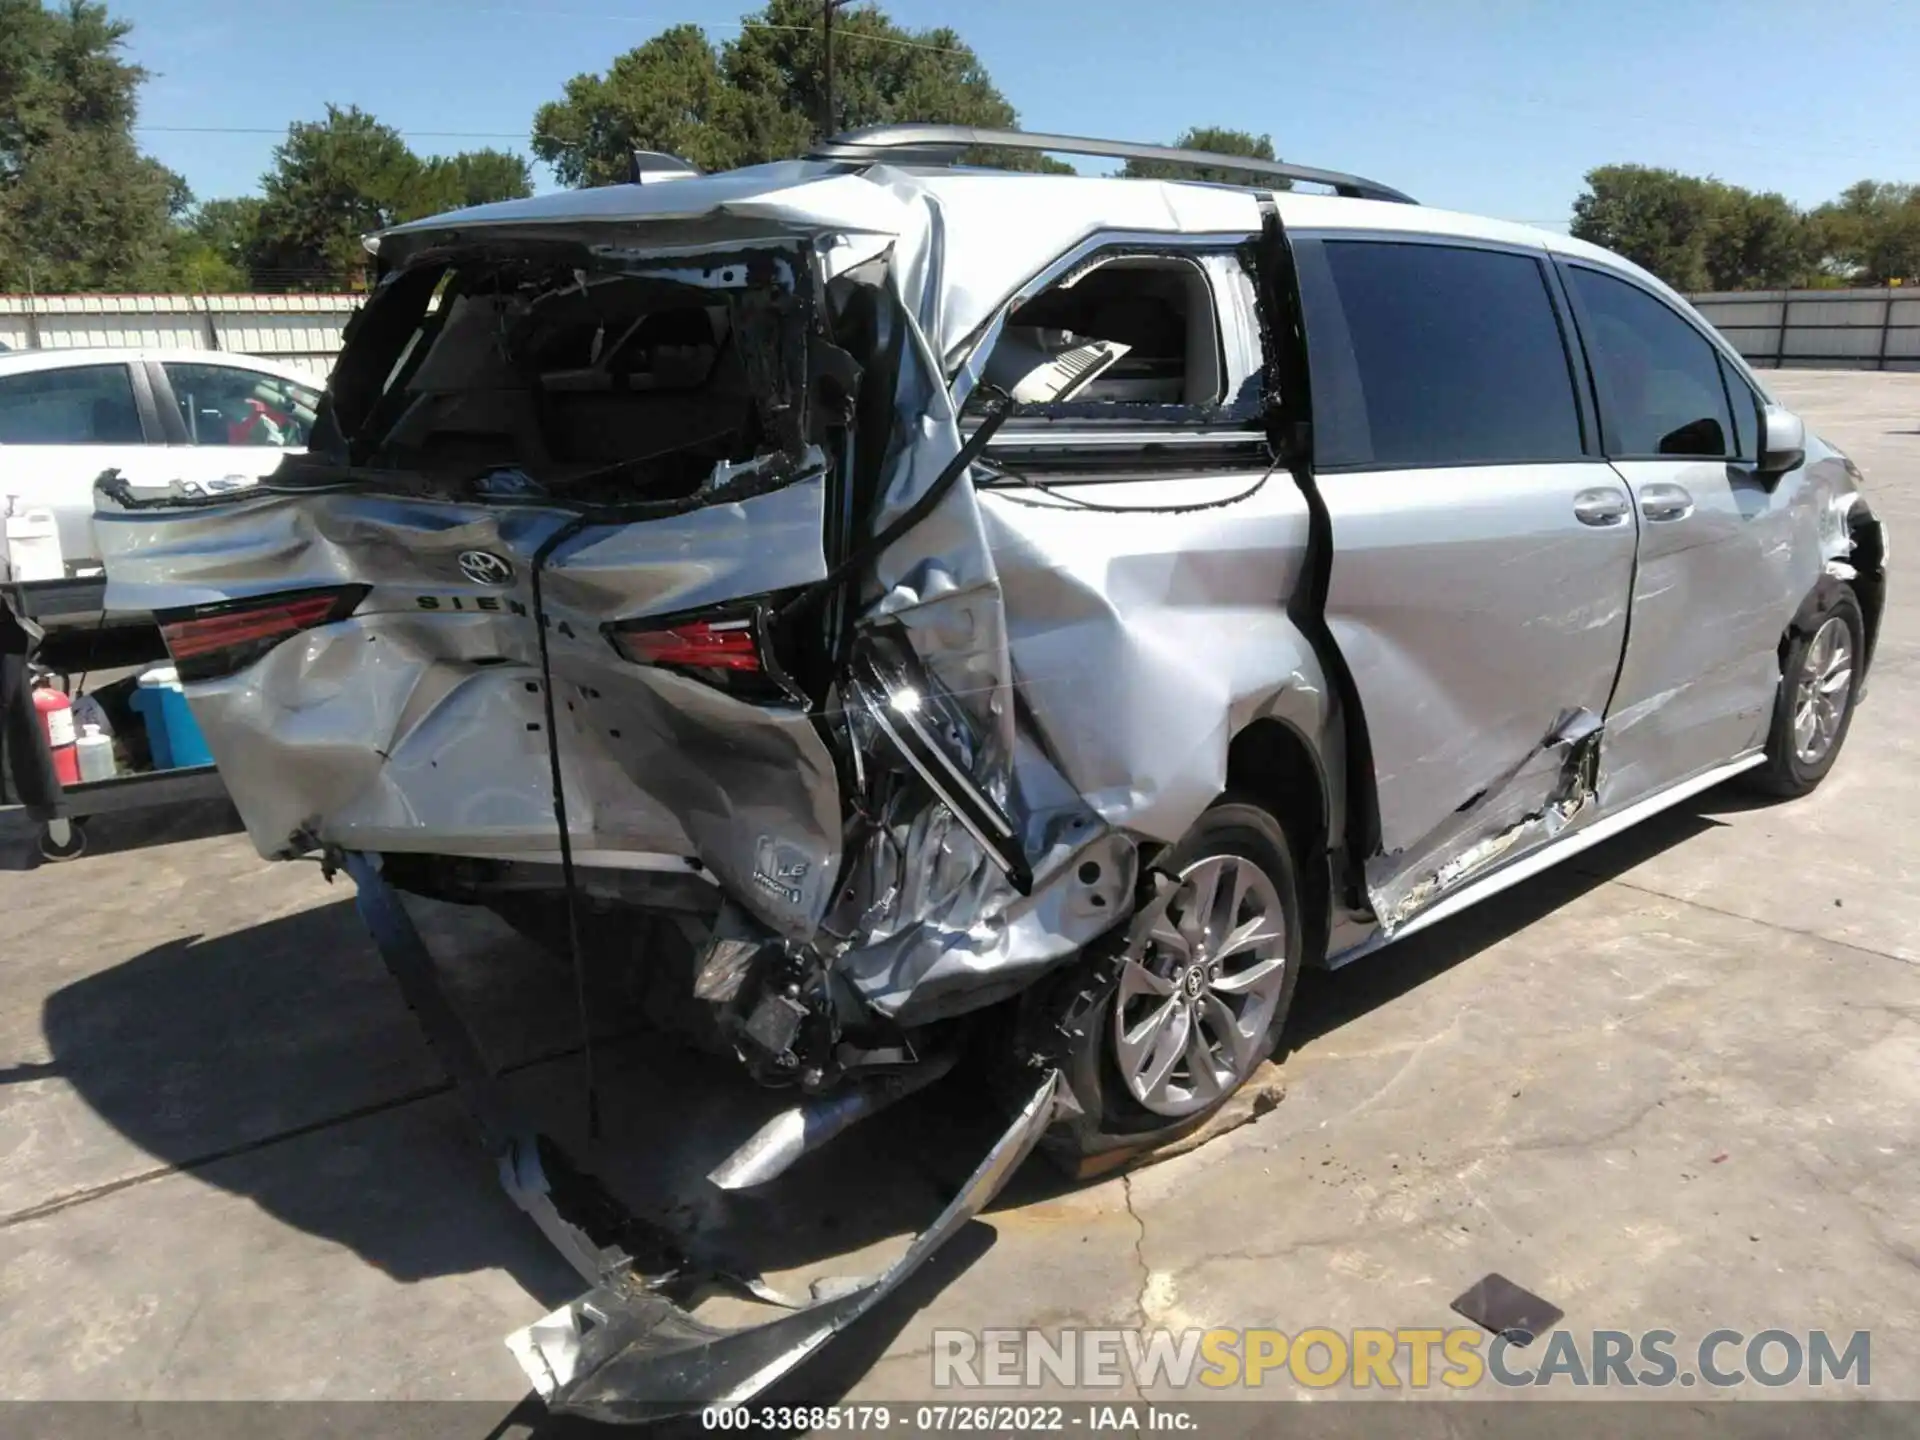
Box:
[158,586,367,682]
[606,605,800,704]
[611,617,761,671]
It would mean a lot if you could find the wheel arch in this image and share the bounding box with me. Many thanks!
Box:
[1225,714,1335,967]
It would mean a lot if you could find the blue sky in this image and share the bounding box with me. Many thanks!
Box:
[119,0,1919,228]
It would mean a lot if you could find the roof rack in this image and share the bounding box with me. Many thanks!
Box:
[808,125,1416,205]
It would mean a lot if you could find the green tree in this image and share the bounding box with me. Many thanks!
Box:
[0,0,185,291]
[434,147,534,208]
[1812,181,1920,285]
[246,105,423,288]
[1570,164,1721,291]
[531,1,1062,188]
[1704,184,1811,290]
[1121,126,1288,187]
[244,108,532,289]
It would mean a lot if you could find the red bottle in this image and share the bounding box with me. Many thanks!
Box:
[32,684,81,787]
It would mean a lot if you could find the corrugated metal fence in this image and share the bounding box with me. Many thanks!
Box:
[1687,287,1920,372]
[0,294,358,381]
[4,286,1915,379]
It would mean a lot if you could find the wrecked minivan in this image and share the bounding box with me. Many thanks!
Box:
[96,126,1889,1417]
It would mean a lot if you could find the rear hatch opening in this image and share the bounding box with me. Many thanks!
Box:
[291,239,856,520]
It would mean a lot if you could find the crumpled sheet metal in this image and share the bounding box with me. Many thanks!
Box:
[813,185,1335,1019]
[507,1070,1060,1422]
[99,166,1342,1014]
[1367,709,1602,932]
[97,474,848,939]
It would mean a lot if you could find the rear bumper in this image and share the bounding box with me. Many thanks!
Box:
[196,609,843,941]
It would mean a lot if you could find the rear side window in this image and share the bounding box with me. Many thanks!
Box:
[0,363,142,445]
[1308,240,1584,468]
[1565,266,1736,459]
[165,362,320,447]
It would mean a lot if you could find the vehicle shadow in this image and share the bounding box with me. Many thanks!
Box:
[23,783,1744,1413]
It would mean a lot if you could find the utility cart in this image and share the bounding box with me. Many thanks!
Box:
[2,574,228,861]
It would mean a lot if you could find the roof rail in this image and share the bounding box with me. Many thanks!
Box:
[809,125,1416,204]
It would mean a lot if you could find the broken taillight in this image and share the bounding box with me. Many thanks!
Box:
[605,606,801,704]
[158,586,367,683]
[610,616,762,671]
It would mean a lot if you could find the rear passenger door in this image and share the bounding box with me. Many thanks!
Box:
[1293,235,1637,932]
[1559,263,1799,806]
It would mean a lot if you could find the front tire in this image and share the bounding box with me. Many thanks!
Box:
[1034,798,1304,1160]
[1747,586,1864,799]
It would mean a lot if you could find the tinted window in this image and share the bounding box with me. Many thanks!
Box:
[1316,241,1583,467]
[1566,267,1735,459]
[164,362,320,447]
[0,364,142,444]
[1717,353,1759,460]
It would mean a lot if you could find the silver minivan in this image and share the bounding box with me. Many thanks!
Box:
[94,127,1889,1416]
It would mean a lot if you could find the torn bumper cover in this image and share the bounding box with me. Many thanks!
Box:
[510,1072,1058,1420]
[343,844,1059,1420]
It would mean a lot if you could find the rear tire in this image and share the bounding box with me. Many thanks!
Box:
[1026,798,1304,1160]
[1746,587,1864,799]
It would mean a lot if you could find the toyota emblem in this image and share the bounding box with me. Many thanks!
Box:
[456,550,514,586]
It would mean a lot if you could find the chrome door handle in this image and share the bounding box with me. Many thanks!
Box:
[1639,483,1694,522]
[1573,487,1630,526]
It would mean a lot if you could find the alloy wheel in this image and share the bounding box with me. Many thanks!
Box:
[1792,615,1854,765]
[1112,853,1289,1118]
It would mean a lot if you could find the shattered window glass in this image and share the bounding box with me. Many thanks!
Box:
[976,254,1225,409]
[320,248,825,506]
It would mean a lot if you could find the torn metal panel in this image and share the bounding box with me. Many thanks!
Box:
[1367,710,1602,933]
[706,1051,958,1191]
[347,839,1059,1419]
[1302,459,1635,931]
[509,1070,1061,1422]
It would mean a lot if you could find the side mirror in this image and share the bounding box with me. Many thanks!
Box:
[1758,404,1806,480]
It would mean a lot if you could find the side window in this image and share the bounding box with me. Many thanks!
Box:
[164,362,320,447]
[1311,240,1585,468]
[1565,267,1736,459]
[0,364,143,445]
[971,253,1230,413]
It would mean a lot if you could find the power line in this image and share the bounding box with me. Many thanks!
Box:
[138,125,528,139]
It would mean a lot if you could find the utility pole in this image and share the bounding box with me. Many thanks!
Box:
[821,0,851,140]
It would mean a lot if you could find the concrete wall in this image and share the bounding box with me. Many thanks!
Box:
[1688,288,1920,372]
[0,294,358,381]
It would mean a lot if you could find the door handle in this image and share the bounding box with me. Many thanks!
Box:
[1573,487,1630,526]
[1639,483,1694,522]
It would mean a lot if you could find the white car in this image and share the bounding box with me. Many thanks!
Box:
[0,347,322,578]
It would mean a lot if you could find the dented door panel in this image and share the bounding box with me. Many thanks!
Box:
[1317,463,1635,929]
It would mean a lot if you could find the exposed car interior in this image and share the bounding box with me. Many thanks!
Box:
[345,263,782,503]
[980,254,1223,407]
